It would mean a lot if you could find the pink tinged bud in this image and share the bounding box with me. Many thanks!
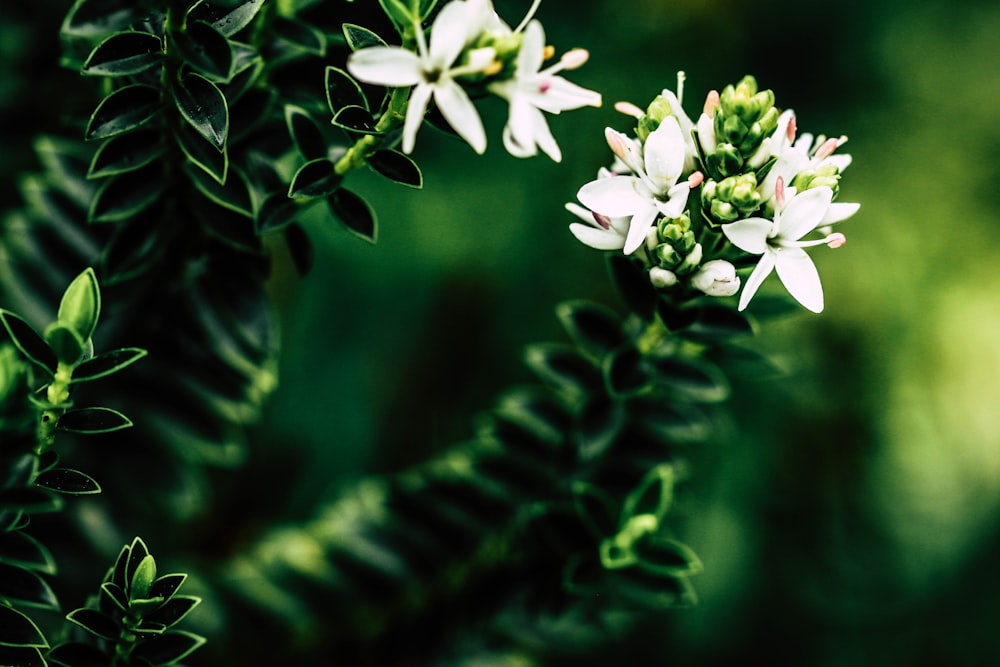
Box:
[604,128,632,161]
[560,48,590,70]
[774,175,786,209]
[703,90,720,116]
[687,171,704,188]
[786,115,797,142]
[825,232,847,249]
[592,212,612,230]
[815,136,845,159]
[614,101,645,119]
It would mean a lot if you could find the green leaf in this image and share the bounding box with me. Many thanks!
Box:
[171,20,234,82]
[130,554,157,599]
[82,31,163,76]
[571,482,618,540]
[612,566,697,609]
[100,216,167,285]
[190,194,260,253]
[0,311,57,376]
[0,563,59,609]
[288,159,342,200]
[186,163,253,217]
[100,583,128,614]
[88,165,165,223]
[175,122,228,184]
[44,324,85,366]
[633,536,703,577]
[648,356,730,402]
[285,105,328,161]
[85,84,161,141]
[0,488,62,514]
[190,0,265,37]
[343,23,387,51]
[378,0,416,30]
[0,601,49,648]
[632,397,712,445]
[325,66,368,114]
[61,0,133,38]
[283,224,314,275]
[556,300,625,361]
[574,394,625,462]
[680,304,756,340]
[172,73,229,151]
[34,468,102,495]
[71,347,147,383]
[621,464,674,523]
[47,641,111,667]
[130,631,205,665]
[332,105,377,134]
[523,343,600,397]
[329,188,377,243]
[88,130,164,178]
[66,609,118,641]
[603,345,651,397]
[255,195,300,234]
[607,254,656,321]
[144,595,200,628]
[0,646,45,667]
[57,267,101,342]
[148,574,187,602]
[368,150,422,188]
[56,407,133,434]
[273,16,326,55]
[0,531,56,574]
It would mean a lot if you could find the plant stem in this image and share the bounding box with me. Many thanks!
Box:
[333,87,411,176]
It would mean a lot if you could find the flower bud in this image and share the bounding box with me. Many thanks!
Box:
[691,259,740,297]
[792,164,842,196]
[649,267,678,289]
[702,173,760,225]
[676,243,703,274]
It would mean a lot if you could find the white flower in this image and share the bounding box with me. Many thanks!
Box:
[488,20,601,161]
[576,116,695,255]
[722,179,855,313]
[346,0,493,154]
[691,259,740,297]
[759,115,852,201]
[566,197,629,250]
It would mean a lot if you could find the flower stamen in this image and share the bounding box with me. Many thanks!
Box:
[615,101,645,119]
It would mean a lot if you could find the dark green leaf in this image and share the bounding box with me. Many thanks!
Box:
[288,159,342,200]
[100,215,167,284]
[556,300,625,361]
[175,122,228,184]
[0,531,56,574]
[3,455,39,492]
[523,343,600,397]
[607,254,656,320]
[0,646,45,667]
[656,299,699,332]
[34,468,101,495]
[0,311,57,376]
[225,42,263,100]
[273,16,326,55]
[66,609,118,641]
[285,106,328,161]
[130,631,205,665]
[172,73,229,151]
[82,31,163,76]
[634,536,702,577]
[283,223,314,275]
[633,398,712,445]
[71,347,147,383]
[85,84,161,141]
[88,164,164,223]
[61,0,133,38]
[571,482,618,540]
[680,304,755,340]
[47,642,111,667]
[125,537,149,589]
[329,188,376,243]
[0,602,49,648]
[171,20,233,81]
[148,573,186,602]
[612,566,697,609]
[648,356,730,402]
[0,563,59,609]
[56,407,133,434]
[332,105,377,134]
[44,324,85,366]
[255,195,300,234]
[368,150,422,188]
[621,464,674,523]
[563,554,606,597]
[343,23,387,51]
[144,595,200,628]
[0,488,62,514]
[190,196,261,253]
[492,389,567,448]
[378,0,414,30]
[603,344,651,397]
[574,394,625,462]
[189,0,265,37]
[89,130,164,178]
[186,163,253,217]
[325,66,368,114]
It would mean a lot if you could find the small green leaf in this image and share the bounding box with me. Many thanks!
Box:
[144,595,200,628]
[34,468,102,495]
[680,304,756,340]
[44,324,85,366]
[57,267,101,342]
[190,0,265,37]
[0,563,59,609]
[0,646,45,667]
[273,16,326,55]
[378,0,416,31]
[574,394,625,462]
[171,20,233,82]
[88,130,164,178]
[288,159,342,200]
[71,347,147,383]
[255,194,300,234]
[130,631,205,665]
[47,641,111,667]
[571,482,619,540]
[0,488,62,514]
[285,105,327,161]
[186,163,253,217]
[0,601,49,648]
[56,407,133,434]
[648,356,730,402]
[325,66,368,114]
[556,301,625,361]
[603,344,651,397]
[332,105,377,134]
[0,531,56,574]
[172,73,229,151]
[523,343,601,397]
[88,165,164,223]
[330,188,377,243]
[85,84,161,141]
[343,23,387,51]
[101,583,128,614]
[66,609,118,641]
[175,122,228,184]
[148,574,187,602]
[0,311,57,376]
[607,254,656,321]
[130,554,157,599]
[61,0,133,38]
[82,31,163,76]
[621,465,674,523]
[368,150,422,188]
[633,536,703,577]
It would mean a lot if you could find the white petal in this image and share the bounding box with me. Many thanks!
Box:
[774,247,824,313]
[824,154,852,171]
[347,48,422,87]
[429,0,476,66]
[527,107,561,161]
[643,116,685,192]
[401,84,433,153]
[518,20,545,75]
[696,113,717,154]
[569,222,625,250]
[779,187,833,241]
[722,217,772,254]
[738,252,776,311]
[577,175,647,217]
[565,202,595,223]
[604,128,644,174]
[656,182,690,219]
[623,203,658,255]
[528,77,602,114]
[821,201,860,225]
[434,79,487,154]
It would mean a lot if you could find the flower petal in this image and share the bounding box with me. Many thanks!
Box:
[821,201,860,225]
[517,20,545,75]
[780,186,833,241]
[722,217,772,254]
[577,175,647,217]
[738,251,776,311]
[429,0,476,66]
[529,77,602,114]
[774,247,824,313]
[642,115,685,192]
[623,203,658,255]
[434,79,486,154]
[347,47,422,87]
[569,222,626,250]
[401,84,433,153]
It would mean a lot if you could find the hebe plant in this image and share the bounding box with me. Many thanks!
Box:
[0,0,860,664]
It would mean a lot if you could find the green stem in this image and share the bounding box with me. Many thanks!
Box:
[333,87,411,176]
[35,363,72,454]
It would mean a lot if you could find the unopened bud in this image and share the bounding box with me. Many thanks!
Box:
[649,267,678,289]
[559,48,589,69]
[691,259,740,297]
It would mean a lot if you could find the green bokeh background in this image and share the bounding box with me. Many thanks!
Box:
[4,0,1000,664]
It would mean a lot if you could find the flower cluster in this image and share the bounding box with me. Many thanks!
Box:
[569,74,859,313]
[346,0,601,161]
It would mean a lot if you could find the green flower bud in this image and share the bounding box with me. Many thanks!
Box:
[636,95,675,143]
[715,75,777,161]
[705,143,743,178]
[655,243,682,268]
[702,173,760,226]
[657,212,691,243]
[709,199,737,223]
[676,243,703,275]
[57,267,100,343]
[792,164,842,196]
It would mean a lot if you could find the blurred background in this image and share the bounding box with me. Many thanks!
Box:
[3,0,1000,664]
